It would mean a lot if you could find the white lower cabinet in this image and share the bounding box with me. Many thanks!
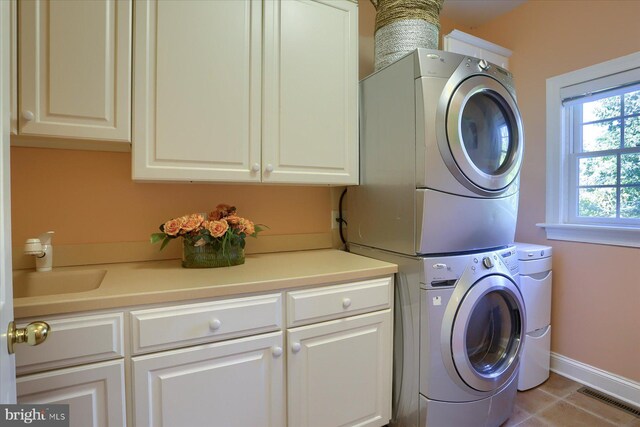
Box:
[288,311,392,427]
[15,275,394,427]
[15,312,126,426]
[132,331,285,427]
[17,359,126,427]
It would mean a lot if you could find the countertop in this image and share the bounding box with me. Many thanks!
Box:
[14,249,398,319]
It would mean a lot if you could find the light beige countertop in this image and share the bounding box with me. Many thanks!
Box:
[14,249,398,319]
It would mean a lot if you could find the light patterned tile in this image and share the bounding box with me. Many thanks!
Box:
[501,404,531,426]
[626,417,640,427]
[565,391,638,426]
[537,372,582,398]
[514,388,558,415]
[516,416,549,427]
[538,400,617,426]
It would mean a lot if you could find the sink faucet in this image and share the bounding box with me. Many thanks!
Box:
[24,231,54,272]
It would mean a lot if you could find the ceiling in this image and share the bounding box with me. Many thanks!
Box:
[440,0,527,28]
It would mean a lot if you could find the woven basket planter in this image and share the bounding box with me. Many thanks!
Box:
[371,0,445,70]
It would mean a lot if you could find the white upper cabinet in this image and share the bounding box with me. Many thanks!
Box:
[18,0,131,143]
[262,0,358,184]
[132,0,262,182]
[133,0,358,185]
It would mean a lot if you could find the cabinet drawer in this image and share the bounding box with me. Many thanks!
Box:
[131,293,282,354]
[15,312,124,376]
[286,276,393,327]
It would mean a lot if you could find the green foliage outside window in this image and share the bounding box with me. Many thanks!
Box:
[577,89,640,219]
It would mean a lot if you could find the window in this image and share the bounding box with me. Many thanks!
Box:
[542,52,640,247]
[569,86,640,223]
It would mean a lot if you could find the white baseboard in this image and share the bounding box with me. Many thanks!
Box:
[550,352,640,407]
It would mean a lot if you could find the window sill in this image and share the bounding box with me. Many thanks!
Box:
[536,223,640,248]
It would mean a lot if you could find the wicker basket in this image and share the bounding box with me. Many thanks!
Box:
[371,0,445,70]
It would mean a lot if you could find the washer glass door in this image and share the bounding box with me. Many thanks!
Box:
[450,275,524,392]
[444,75,524,194]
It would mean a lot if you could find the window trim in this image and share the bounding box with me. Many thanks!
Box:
[539,51,640,248]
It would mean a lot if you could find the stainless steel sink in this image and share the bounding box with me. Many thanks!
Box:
[13,269,106,298]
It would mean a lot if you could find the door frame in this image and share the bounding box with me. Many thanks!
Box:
[0,0,17,403]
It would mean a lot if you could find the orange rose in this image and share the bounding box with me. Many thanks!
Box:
[208,205,236,221]
[242,219,255,235]
[225,215,242,226]
[208,210,222,221]
[181,214,204,233]
[205,219,229,238]
[163,218,184,236]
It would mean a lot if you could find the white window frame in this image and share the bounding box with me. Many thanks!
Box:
[540,52,640,248]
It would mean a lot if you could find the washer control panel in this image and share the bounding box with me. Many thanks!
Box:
[421,246,518,289]
[482,256,494,269]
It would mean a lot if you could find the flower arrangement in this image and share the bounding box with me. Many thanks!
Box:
[150,204,264,268]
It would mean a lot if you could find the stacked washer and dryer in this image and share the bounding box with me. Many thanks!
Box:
[349,49,526,427]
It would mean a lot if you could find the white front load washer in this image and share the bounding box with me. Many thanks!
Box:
[350,244,526,427]
[349,49,524,255]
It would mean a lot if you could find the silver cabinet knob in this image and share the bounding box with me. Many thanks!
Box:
[265,164,274,173]
[272,346,283,357]
[291,342,301,353]
[209,318,222,331]
[22,111,34,121]
[251,163,260,173]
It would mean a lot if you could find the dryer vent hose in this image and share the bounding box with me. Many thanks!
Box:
[370,0,445,70]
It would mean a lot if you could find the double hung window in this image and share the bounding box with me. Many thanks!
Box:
[568,85,640,223]
[543,53,640,247]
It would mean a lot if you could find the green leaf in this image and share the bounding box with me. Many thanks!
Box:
[160,236,173,251]
[150,233,167,244]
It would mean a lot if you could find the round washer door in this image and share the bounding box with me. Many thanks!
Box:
[443,75,524,194]
[449,274,525,392]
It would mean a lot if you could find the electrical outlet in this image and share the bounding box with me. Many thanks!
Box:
[331,210,347,229]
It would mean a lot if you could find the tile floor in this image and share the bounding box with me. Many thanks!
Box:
[503,372,640,426]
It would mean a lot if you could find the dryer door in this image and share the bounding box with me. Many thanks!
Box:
[447,274,525,392]
[442,75,524,195]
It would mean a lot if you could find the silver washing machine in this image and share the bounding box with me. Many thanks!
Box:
[349,49,524,255]
[350,244,526,427]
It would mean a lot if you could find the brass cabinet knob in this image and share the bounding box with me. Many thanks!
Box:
[7,321,50,354]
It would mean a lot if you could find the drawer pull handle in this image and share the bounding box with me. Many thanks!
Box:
[272,346,283,357]
[342,297,352,309]
[209,318,222,331]
[291,342,301,353]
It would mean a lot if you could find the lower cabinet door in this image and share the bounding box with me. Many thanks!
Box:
[17,359,126,427]
[288,310,392,427]
[132,331,284,427]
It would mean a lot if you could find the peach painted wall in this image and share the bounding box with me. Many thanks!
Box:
[466,1,640,381]
[10,147,331,246]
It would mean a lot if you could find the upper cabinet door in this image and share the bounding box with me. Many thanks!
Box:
[18,0,131,142]
[262,0,358,185]
[132,0,262,182]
